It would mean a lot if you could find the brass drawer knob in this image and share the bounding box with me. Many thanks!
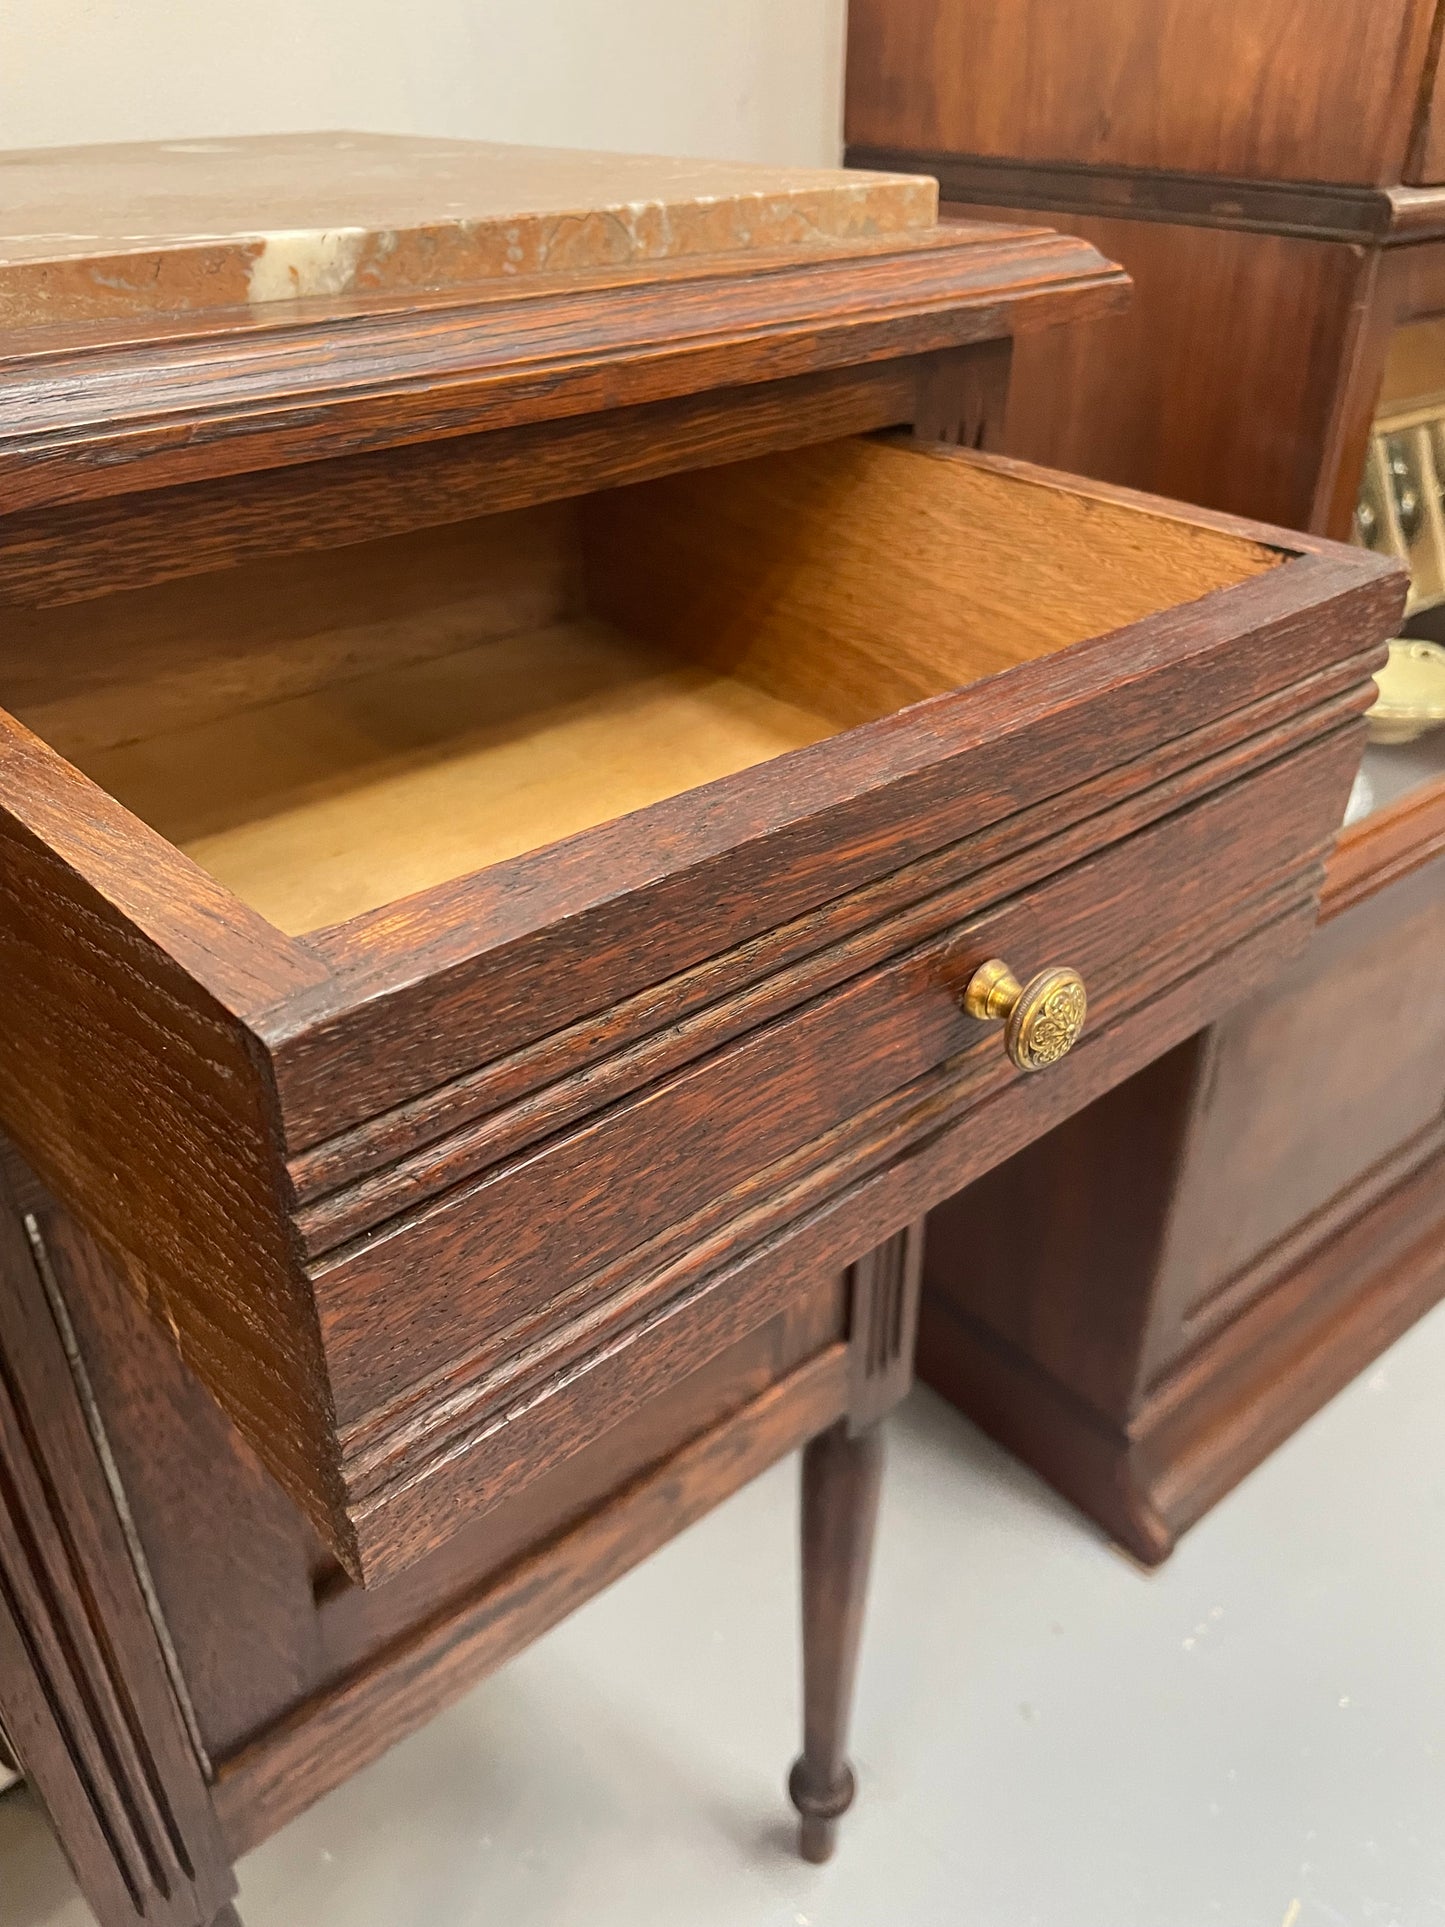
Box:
[961,959,1087,1072]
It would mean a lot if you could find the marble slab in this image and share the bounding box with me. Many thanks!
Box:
[0,131,937,328]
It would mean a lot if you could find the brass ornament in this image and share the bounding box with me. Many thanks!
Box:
[961,959,1087,1072]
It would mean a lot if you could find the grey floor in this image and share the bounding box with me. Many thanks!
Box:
[7,1306,1445,1927]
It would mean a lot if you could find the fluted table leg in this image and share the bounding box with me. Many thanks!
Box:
[789,1418,884,1863]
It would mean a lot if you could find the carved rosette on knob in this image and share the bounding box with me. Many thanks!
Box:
[961,959,1087,1071]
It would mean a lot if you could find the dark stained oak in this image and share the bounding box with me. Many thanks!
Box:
[0,363,918,610]
[41,1178,328,1763]
[0,222,1126,519]
[0,132,1411,1910]
[212,1344,854,1855]
[787,1220,922,1861]
[0,158,1142,1896]
[0,415,1400,1585]
[0,1156,236,1927]
[790,1422,885,1863]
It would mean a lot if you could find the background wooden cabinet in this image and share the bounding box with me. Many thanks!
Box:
[847,0,1440,186]
[848,0,1445,1557]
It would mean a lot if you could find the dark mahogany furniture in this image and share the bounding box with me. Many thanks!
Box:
[0,133,1402,1924]
[847,0,1445,1560]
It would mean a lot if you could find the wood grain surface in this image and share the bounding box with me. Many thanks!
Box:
[0,1157,235,1927]
[918,838,1445,1565]
[5,146,1410,1893]
[0,200,1404,1591]
[848,148,1445,247]
[0,710,346,1556]
[0,223,1126,517]
[585,435,1279,726]
[0,437,1399,1576]
[273,462,1390,1150]
[2,503,580,755]
[925,209,1372,536]
[86,619,836,935]
[46,437,1276,933]
[212,1346,850,1855]
[790,1420,884,1862]
[0,362,919,609]
[845,0,1438,185]
[1407,4,1445,182]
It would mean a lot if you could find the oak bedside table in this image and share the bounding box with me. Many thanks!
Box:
[0,133,1403,1925]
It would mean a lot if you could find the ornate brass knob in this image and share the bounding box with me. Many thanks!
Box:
[961,958,1087,1072]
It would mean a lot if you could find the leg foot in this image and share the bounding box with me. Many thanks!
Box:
[788,1420,883,1863]
[788,1755,855,1863]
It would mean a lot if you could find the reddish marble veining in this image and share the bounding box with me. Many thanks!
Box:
[0,131,938,326]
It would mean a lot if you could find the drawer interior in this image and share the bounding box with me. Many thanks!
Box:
[2,438,1281,935]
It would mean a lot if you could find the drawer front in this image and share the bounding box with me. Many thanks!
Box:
[324,726,1358,1567]
[318,729,1351,1414]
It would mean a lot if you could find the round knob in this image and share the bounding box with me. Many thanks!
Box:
[961,958,1087,1072]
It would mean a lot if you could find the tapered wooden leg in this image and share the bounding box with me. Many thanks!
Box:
[788,1418,884,1863]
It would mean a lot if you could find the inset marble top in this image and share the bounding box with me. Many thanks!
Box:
[0,130,937,326]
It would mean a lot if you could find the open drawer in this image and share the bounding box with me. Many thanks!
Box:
[0,436,1401,1581]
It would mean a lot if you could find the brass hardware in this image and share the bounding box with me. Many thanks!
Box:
[961,958,1087,1072]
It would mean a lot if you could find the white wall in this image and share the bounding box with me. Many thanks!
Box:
[0,0,847,165]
